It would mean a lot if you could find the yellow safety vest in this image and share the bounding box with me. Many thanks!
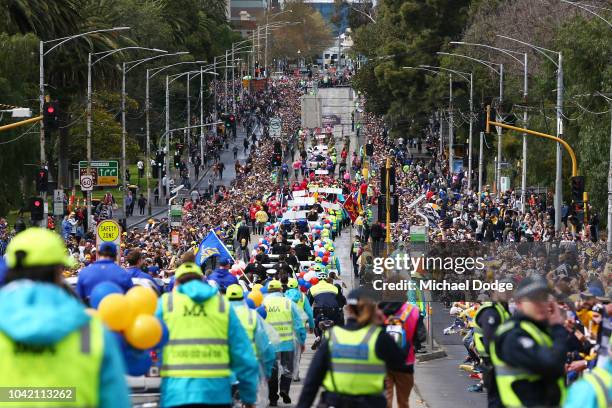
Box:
[490,320,566,407]
[160,291,231,378]
[263,296,294,342]
[322,325,385,395]
[309,281,339,298]
[583,366,612,408]
[0,318,104,407]
[473,303,510,358]
[233,303,257,353]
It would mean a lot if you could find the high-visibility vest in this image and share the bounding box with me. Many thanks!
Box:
[472,303,510,358]
[0,318,104,407]
[582,366,612,408]
[160,291,231,378]
[322,325,385,395]
[310,281,339,298]
[490,320,566,407]
[263,296,294,342]
[234,303,257,353]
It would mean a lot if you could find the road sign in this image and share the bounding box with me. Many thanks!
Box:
[78,161,119,186]
[169,205,183,227]
[97,219,121,242]
[80,174,94,191]
[53,189,64,216]
[96,219,121,261]
[410,225,428,243]
[270,117,282,138]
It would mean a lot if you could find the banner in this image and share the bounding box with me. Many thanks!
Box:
[195,231,235,266]
[315,169,329,175]
[321,202,340,210]
[287,197,315,206]
[343,195,358,223]
[293,190,307,197]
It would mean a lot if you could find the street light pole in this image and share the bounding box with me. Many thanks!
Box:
[497,35,563,232]
[448,74,454,174]
[200,66,205,167]
[86,52,93,230]
[40,26,130,178]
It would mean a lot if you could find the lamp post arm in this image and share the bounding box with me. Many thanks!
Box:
[44,26,130,55]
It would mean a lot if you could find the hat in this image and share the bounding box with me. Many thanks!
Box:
[98,241,117,257]
[266,268,277,275]
[5,228,74,269]
[514,276,552,301]
[226,284,244,300]
[268,279,282,291]
[175,262,203,280]
[346,287,376,306]
[287,278,298,289]
[219,258,231,266]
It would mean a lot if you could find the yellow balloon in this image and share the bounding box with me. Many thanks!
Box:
[247,291,263,307]
[98,294,134,331]
[125,315,163,350]
[126,286,158,316]
[252,284,263,292]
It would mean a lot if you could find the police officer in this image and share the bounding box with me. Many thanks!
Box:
[473,285,512,407]
[157,262,259,407]
[226,284,276,379]
[0,228,130,407]
[297,288,407,408]
[308,269,346,332]
[491,276,567,407]
[263,279,306,406]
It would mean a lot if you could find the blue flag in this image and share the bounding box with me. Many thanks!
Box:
[195,231,234,266]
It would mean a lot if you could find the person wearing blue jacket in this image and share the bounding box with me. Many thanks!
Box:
[125,249,161,293]
[0,228,130,408]
[207,257,238,293]
[285,278,315,331]
[226,284,276,378]
[263,279,306,406]
[564,349,612,408]
[156,262,259,408]
[76,241,133,303]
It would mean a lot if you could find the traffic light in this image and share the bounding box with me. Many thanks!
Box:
[35,168,48,193]
[229,114,236,131]
[273,140,282,155]
[570,176,585,203]
[30,197,44,221]
[43,101,59,131]
[272,152,282,167]
[377,195,399,223]
[380,167,396,195]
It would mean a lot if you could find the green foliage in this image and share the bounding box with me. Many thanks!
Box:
[0,0,239,217]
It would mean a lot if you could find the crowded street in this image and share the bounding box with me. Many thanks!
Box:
[1,2,611,407]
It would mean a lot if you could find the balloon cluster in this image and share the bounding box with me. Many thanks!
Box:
[89,282,168,376]
[238,283,267,319]
[230,261,246,276]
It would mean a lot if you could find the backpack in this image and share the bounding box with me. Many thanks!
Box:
[385,316,407,350]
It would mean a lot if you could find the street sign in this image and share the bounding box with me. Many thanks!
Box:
[270,117,282,138]
[53,189,64,216]
[78,161,119,186]
[80,175,94,191]
[410,225,428,243]
[97,219,121,242]
[96,219,121,261]
[169,205,183,227]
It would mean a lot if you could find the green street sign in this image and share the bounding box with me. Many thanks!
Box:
[78,161,119,186]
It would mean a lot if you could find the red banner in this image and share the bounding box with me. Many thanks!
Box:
[343,195,358,223]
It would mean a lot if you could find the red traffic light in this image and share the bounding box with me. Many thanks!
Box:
[229,114,235,122]
[46,106,55,114]
[34,200,41,207]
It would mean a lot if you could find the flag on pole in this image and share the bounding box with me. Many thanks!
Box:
[195,231,235,266]
[343,194,359,223]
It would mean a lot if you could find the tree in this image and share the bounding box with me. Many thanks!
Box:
[269,0,334,64]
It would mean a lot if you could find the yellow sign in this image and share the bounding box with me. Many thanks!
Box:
[97,220,120,242]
